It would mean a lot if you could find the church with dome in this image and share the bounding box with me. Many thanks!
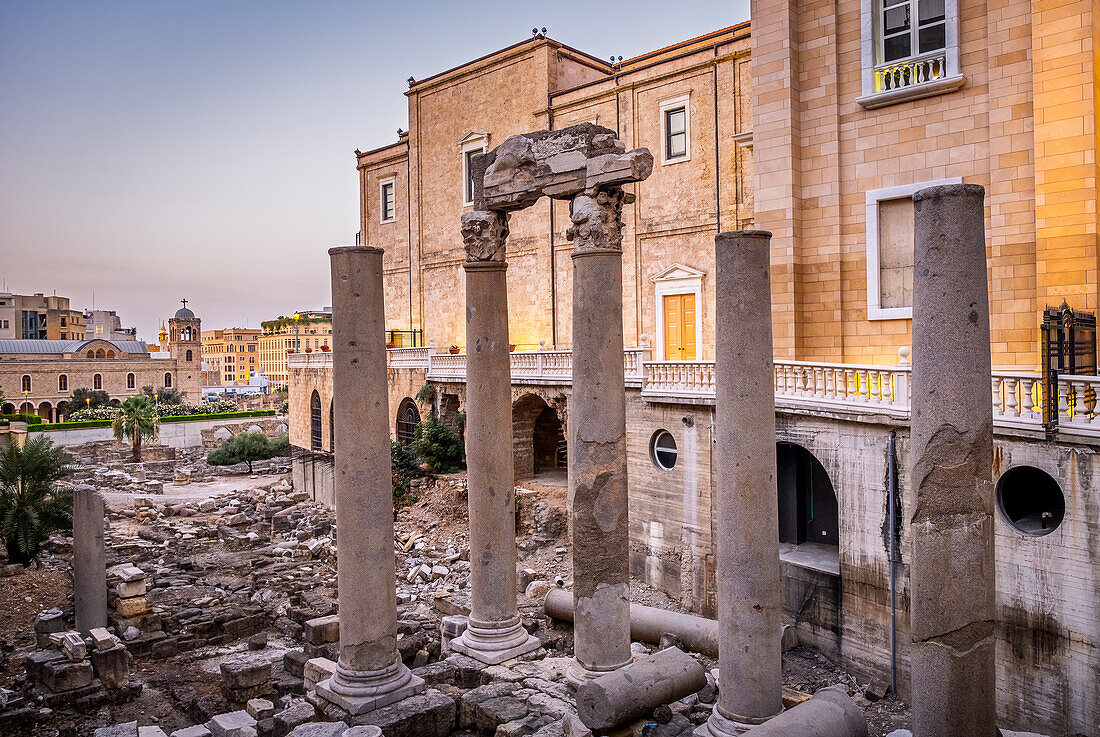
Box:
[0,300,203,421]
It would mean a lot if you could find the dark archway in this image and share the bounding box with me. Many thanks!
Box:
[310,391,322,451]
[776,442,839,547]
[329,399,335,452]
[57,401,70,421]
[996,465,1065,536]
[512,394,565,480]
[396,398,420,447]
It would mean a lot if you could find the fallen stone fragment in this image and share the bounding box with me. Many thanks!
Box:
[737,686,866,737]
[303,615,339,645]
[41,657,94,692]
[95,722,139,737]
[90,626,120,650]
[289,723,347,737]
[221,660,272,690]
[138,727,170,737]
[348,688,456,737]
[303,657,337,692]
[60,630,89,661]
[343,728,382,737]
[170,726,212,737]
[576,647,705,731]
[92,642,131,689]
[206,710,258,737]
[247,698,275,720]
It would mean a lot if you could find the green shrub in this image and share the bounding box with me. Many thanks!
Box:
[410,415,465,474]
[207,431,289,473]
[391,440,423,508]
[1,414,43,425]
[70,388,110,410]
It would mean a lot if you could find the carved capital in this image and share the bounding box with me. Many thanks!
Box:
[566,188,627,253]
[461,210,509,262]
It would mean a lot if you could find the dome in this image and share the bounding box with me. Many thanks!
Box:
[174,306,195,318]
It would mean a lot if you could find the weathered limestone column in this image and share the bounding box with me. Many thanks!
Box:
[73,484,107,635]
[567,187,632,684]
[698,231,783,737]
[909,183,996,737]
[316,246,424,715]
[449,210,540,664]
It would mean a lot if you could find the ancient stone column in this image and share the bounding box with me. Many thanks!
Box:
[567,187,633,685]
[698,231,783,736]
[909,183,996,737]
[449,210,540,664]
[73,484,107,635]
[315,246,424,715]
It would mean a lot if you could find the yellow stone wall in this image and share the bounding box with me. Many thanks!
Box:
[357,10,1096,368]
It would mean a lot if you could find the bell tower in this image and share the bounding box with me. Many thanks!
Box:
[167,299,202,402]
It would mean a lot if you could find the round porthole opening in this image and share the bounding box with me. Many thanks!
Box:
[996,465,1065,537]
[650,430,678,471]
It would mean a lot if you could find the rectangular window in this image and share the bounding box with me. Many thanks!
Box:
[380,179,396,223]
[659,95,691,164]
[865,177,960,319]
[461,143,487,206]
[880,0,944,63]
[666,108,687,160]
[60,317,67,327]
[859,0,960,106]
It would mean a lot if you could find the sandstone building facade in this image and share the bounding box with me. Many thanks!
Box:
[0,303,203,419]
[292,6,1100,734]
[201,327,261,386]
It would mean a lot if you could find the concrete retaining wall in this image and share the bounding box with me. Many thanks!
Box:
[33,415,287,450]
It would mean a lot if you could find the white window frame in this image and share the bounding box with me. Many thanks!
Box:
[659,95,691,165]
[857,0,964,109]
[651,263,705,360]
[865,176,961,320]
[461,137,488,207]
[379,177,396,224]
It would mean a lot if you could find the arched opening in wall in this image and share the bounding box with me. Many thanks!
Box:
[512,394,566,483]
[56,401,69,421]
[164,373,173,388]
[186,349,193,362]
[38,402,52,422]
[106,350,115,358]
[2,403,15,415]
[127,373,136,389]
[93,374,103,390]
[777,443,839,550]
[396,399,420,447]
[21,374,30,392]
[86,351,94,359]
[310,391,322,451]
[109,399,121,408]
[95,349,105,358]
[776,441,842,656]
[58,374,68,392]
[996,466,1066,537]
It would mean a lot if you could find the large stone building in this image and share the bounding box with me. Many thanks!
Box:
[0,302,203,419]
[258,313,331,387]
[291,5,1100,735]
[201,327,261,386]
[0,293,85,340]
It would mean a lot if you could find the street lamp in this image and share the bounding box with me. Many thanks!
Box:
[293,312,301,353]
[22,390,30,417]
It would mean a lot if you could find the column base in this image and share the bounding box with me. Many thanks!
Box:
[565,657,632,688]
[693,706,782,737]
[315,657,425,716]
[448,617,541,665]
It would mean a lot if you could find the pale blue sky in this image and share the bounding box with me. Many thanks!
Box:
[0,0,749,341]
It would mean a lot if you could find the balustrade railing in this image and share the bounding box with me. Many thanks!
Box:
[774,360,910,414]
[875,52,947,93]
[387,346,433,368]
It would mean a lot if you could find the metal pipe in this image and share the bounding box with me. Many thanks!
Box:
[887,429,898,697]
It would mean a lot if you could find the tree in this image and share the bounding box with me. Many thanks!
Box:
[207,431,288,473]
[71,387,110,410]
[0,435,73,565]
[141,385,184,405]
[112,395,159,462]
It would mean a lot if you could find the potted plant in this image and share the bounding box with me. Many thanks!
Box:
[320,345,331,352]
[448,345,460,354]
[509,344,516,352]
[305,347,313,353]
[286,349,295,354]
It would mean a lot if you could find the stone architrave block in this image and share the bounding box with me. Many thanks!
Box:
[41,658,94,692]
[60,630,88,661]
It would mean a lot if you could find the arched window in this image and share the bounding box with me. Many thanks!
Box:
[396,398,421,447]
[58,374,68,392]
[86,351,94,359]
[95,348,105,359]
[329,399,335,452]
[93,374,102,390]
[164,372,173,388]
[127,373,136,389]
[21,375,31,392]
[185,349,193,362]
[310,391,322,451]
[106,350,115,358]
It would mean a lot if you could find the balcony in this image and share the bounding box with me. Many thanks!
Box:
[289,346,1100,441]
[857,50,965,110]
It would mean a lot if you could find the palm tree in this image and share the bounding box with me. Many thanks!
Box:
[0,435,73,565]
[112,395,159,462]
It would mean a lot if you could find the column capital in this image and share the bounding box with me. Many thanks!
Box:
[567,187,629,255]
[461,209,509,263]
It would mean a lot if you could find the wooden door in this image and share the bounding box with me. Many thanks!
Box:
[663,293,697,360]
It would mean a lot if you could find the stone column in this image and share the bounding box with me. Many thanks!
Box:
[73,484,107,635]
[909,183,996,737]
[567,187,632,685]
[449,210,540,664]
[315,246,424,715]
[699,231,783,737]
